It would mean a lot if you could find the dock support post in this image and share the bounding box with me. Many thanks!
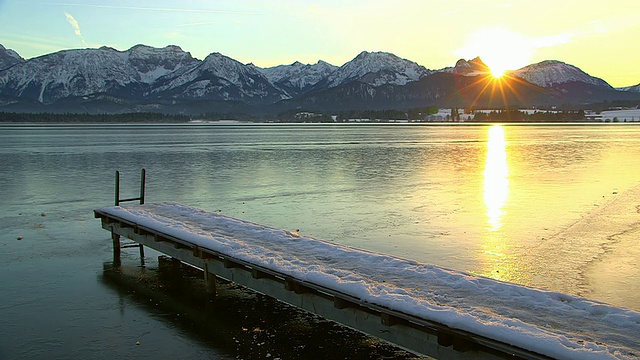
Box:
[139,244,145,266]
[139,169,146,205]
[115,171,121,206]
[112,231,121,266]
[203,261,217,297]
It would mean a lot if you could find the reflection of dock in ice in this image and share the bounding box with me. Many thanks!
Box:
[95,200,640,360]
[101,259,412,359]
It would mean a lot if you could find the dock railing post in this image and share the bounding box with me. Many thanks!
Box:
[112,169,147,266]
[138,168,146,264]
[113,171,121,266]
[114,168,146,206]
[115,170,121,206]
[139,168,146,205]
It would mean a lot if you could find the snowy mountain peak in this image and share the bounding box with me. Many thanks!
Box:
[0,47,142,103]
[98,46,118,52]
[150,51,290,104]
[0,44,25,70]
[253,59,338,96]
[125,44,197,84]
[200,52,264,79]
[129,44,184,53]
[454,57,490,76]
[352,51,405,65]
[326,51,432,88]
[510,60,612,88]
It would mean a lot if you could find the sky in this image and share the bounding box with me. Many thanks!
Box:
[0,0,638,87]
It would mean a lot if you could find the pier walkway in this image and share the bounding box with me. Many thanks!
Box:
[95,202,639,360]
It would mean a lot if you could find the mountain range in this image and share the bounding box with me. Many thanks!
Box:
[0,44,638,115]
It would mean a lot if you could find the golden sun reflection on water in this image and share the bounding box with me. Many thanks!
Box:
[479,125,523,283]
[483,125,509,231]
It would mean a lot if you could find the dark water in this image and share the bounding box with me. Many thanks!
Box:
[2,123,640,359]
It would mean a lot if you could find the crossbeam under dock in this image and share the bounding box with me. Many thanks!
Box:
[94,203,639,360]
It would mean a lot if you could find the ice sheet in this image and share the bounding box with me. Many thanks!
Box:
[97,203,640,359]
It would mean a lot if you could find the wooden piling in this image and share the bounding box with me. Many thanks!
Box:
[139,244,145,266]
[111,231,121,266]
[203,261,217,296]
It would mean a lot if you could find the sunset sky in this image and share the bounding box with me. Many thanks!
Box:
[0,0,638,87]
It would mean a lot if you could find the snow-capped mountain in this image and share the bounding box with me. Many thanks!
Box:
[252,60,338,97]
[0,45,199,103]
[0,44,287,105]
[0,43,637,114]
[0,44,24,71]
[124,44,198,84]
[510,60,612,88]
[322,51,433,88]
[0,47,146,103]
[149,52,290,104]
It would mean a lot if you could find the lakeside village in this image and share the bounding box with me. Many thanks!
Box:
[288,106,640,123]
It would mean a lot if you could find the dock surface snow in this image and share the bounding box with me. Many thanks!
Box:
[98,203,640,359]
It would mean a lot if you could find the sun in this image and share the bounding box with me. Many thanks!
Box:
[457,28,533,78]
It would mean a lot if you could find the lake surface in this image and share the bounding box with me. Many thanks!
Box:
[1,123,640,358]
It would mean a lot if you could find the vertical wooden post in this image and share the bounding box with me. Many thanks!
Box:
[139,244,145,266]
[113,169,146,265]
[115,170,121,206]
[138,168,145,264]
[139,168,146,205]
[112,231,121,266]
[203,261,217,297]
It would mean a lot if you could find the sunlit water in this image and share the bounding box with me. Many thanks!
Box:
[1,123,640,358]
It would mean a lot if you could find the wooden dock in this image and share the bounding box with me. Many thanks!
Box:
[93,201,640,360]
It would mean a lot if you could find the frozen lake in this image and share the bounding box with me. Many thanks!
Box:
[1,122,640,358]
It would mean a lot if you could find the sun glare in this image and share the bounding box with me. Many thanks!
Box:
[483,125,509,230]
[458,28,533,78]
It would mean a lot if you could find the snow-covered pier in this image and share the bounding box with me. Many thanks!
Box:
[94,203,639,360]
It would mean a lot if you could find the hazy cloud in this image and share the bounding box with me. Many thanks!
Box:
[49,3,262,15]
[64,12,88,46]
[530,21,609,50]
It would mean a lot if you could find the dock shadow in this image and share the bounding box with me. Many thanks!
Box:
[100,256,423,360]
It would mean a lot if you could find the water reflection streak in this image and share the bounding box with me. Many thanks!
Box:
[483,125,509,230]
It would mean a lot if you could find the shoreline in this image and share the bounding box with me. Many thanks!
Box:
[2,120,639,125]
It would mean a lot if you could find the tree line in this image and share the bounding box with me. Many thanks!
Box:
[469,110,586,122]
[0,107,601,123]
[0,112,191,123]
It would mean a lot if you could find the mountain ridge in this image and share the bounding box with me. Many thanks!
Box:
[0,43,638,114]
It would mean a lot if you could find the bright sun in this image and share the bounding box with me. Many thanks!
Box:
[457,28,533,78]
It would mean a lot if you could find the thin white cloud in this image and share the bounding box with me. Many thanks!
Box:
[64,12,88,47]
[47,2,263,15]
[530,21,609,50]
